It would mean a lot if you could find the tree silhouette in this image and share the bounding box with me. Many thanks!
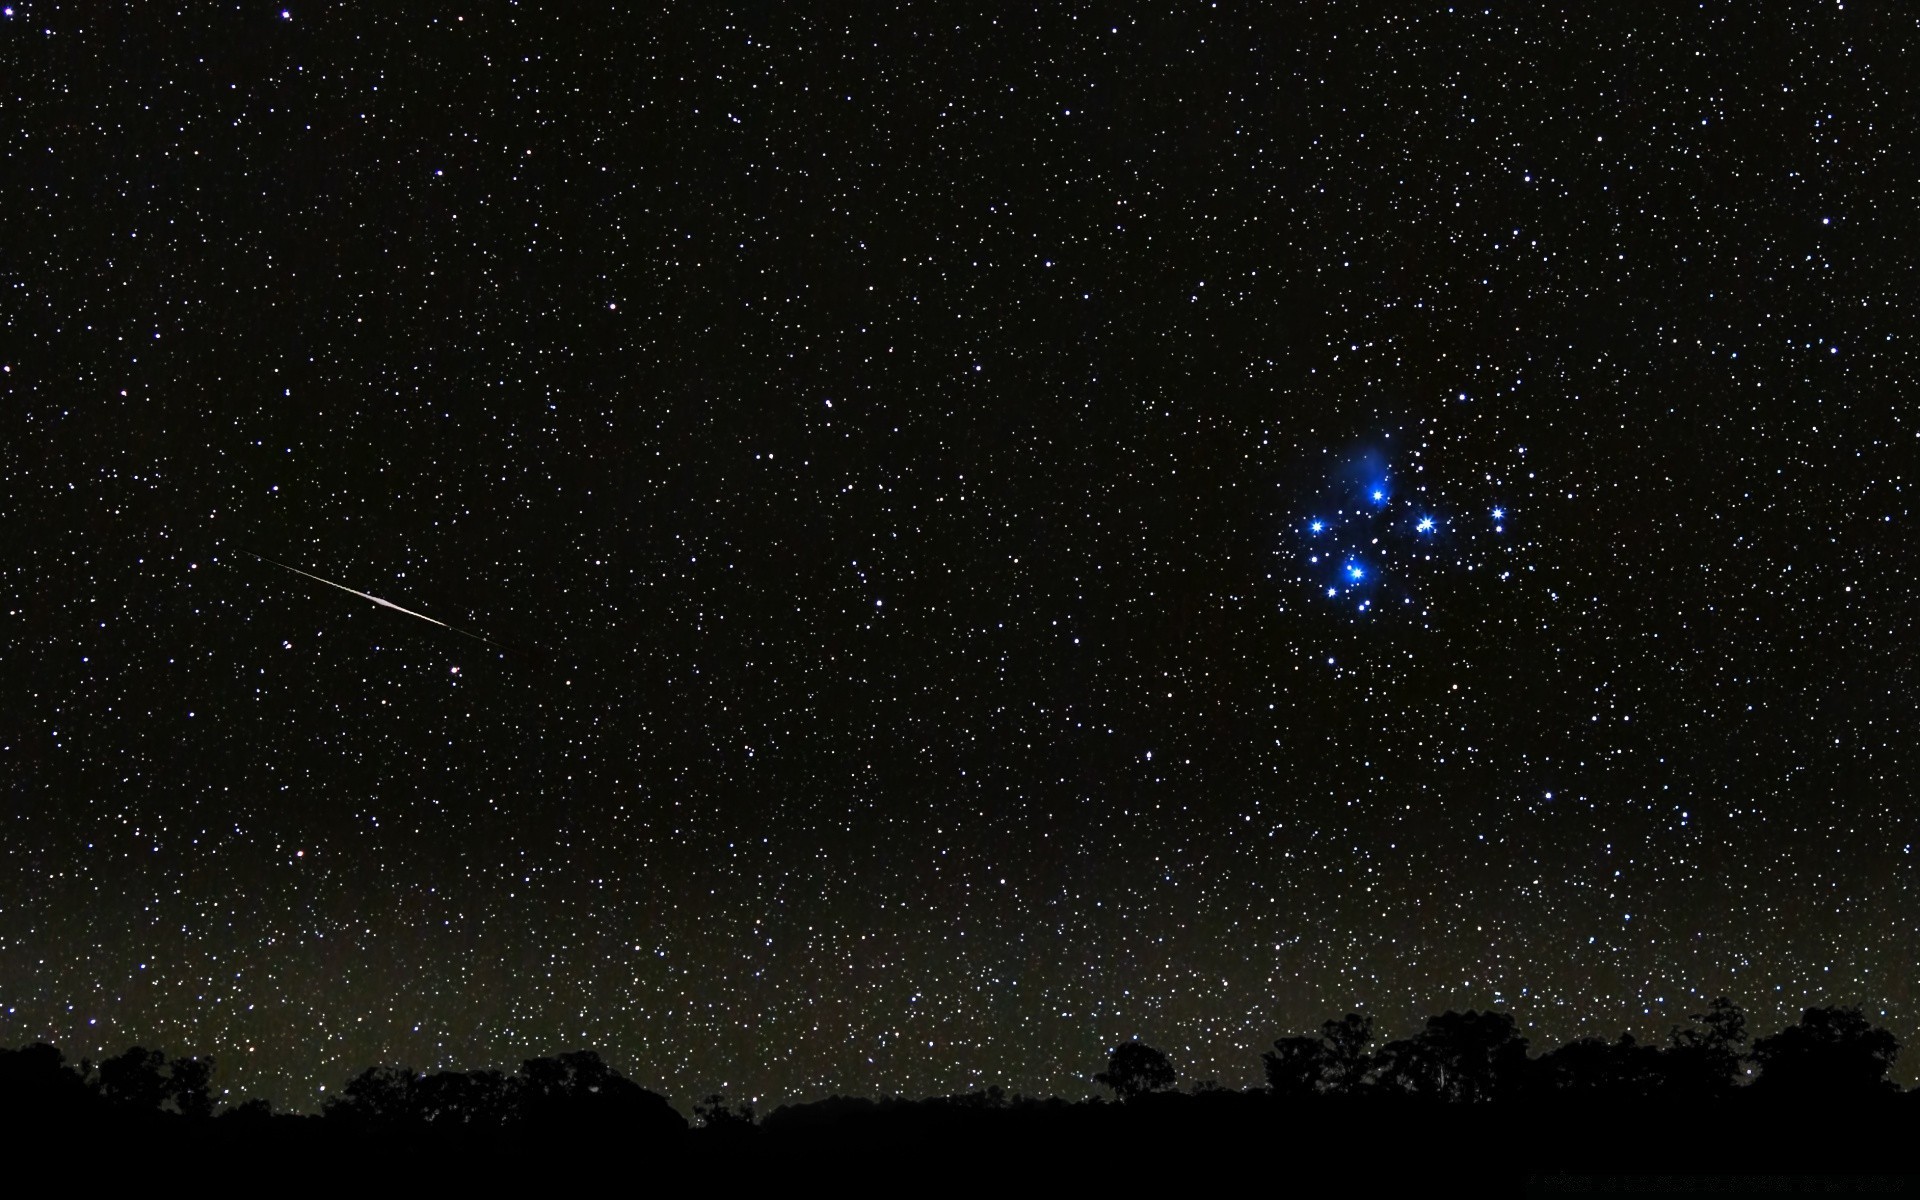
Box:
[1095,1041,1176,1101]
[1263,1012,1373,1098]
[217,1097,274,1124]
[1319,1013,1375,1094]
[1,994,1910,1174]
[695,1093,755,1127]
[1750,1006,1899,1100]
[315,1050,686,1140]
[325,1064,424,1127]
[165,1056,215,1119]
[1665,996,1748,1097]
[1373,1011,1529,1103]
[511,1051,685,1141]
[415,1068,511,1126]
[0,1043,94,1124]
[694,1093,758,1146]
[94,1047,170,1113]
[1262,1033,1327,1099]
[1532,1033,1665,1099]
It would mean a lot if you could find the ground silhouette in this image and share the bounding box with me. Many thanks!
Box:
[4,1000,1913,1180]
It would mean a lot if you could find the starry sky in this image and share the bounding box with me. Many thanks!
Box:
[4,4,1915,1111]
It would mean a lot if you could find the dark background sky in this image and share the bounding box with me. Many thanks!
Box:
[4,3,1914,1112]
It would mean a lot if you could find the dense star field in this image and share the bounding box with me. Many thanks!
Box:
[4,5,1915,1112]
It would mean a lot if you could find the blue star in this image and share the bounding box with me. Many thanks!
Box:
[1309,519,1325,534]
[1491,507,1505,520]
[1415,516,1435,534]
[1345,562,1365,582]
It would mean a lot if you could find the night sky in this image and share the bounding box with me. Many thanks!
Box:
[5,4,1916,1112]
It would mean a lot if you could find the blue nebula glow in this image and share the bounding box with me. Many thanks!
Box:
[1291,444,1515,616]
[1346,447,1392,508]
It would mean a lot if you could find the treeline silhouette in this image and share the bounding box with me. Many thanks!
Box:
[4,1001,1913,1176]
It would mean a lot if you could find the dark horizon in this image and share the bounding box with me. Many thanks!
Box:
[5,2,1913,1137]
[4,997,1903,1120]
[4,998,1915,1184]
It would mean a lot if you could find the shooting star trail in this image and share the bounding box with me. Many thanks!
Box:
[243,551,499,647]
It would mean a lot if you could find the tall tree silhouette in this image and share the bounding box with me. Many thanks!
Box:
[1749,1006,1899,1100]
[165,1056,215,1119]
[1319,1013,1375,1094]
[1262,1033,1327,1099]
[1665,997,1749,1097]
[1095,1041,1177,1101]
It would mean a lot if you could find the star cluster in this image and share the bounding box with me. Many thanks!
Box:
[2,5,1915,1113]
[1281,439,1526,619]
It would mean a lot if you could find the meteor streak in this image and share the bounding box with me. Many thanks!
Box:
[243,551,497,646]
